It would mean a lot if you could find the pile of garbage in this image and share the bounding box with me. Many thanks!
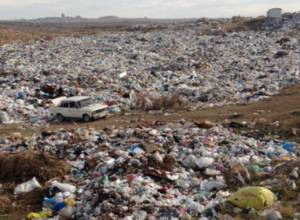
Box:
[265,12,300,30]
[0,22,299,123]
[1,121,299,219]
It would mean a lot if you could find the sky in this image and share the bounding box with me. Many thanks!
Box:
[0,0,299,20]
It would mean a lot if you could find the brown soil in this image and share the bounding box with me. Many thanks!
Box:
[0,22,166,46]
[0,195,11,214]
[0,189,44,220]
[0,151,70,184]
[0,25,93,46]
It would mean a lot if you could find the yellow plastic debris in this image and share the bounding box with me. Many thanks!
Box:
[281,156,290,161]
[228,186,276,210]
[26,208,52,220]
[65,198,76,207]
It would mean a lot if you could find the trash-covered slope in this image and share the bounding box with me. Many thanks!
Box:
[1,121,300,219]
[0,26,299,123]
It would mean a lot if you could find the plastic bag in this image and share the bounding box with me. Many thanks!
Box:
[51,181,76,193]
[14,177,41,194]
[228,186,276,210]
[26,208,52,219]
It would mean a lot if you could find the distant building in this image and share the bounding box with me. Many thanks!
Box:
[61,13,65,18]
[267,8,283,19]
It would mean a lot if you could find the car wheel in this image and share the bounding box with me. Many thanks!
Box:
[56,113,64,122]
[82,114,91,122]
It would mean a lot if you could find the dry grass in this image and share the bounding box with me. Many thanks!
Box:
[0,27,43,45]
[0,26,99,46]
[134,93,185,110]
[223,17,266,32]
[0,196,11,214]
[278,205,296,218]
[0,22,167,46]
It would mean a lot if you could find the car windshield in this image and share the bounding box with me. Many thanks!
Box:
[78,98,93,108]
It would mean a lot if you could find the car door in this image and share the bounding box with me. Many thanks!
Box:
[75,101,85,118]
[55,102,68,117]
[68,101,78,118]
[60,101,71,117]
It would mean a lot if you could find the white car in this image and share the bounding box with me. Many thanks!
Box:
[50,96,108,122]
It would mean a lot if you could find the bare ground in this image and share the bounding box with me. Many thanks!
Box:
[1,84,300,142]
[0,21,167,46]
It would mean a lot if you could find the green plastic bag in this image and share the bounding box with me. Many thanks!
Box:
[228,186,276,210]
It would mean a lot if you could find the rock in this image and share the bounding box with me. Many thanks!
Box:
[194,120,215,129]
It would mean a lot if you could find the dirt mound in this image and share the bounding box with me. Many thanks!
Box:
[223,16,266,32]
[0,195,11,214]
[0,151,70,184]
[13,188,44,213]
[0,189,44,218]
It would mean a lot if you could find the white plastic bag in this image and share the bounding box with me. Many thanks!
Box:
[52,181,76,193]
[14,177,41,194]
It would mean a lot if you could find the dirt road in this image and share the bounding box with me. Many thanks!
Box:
[2,84,300,142]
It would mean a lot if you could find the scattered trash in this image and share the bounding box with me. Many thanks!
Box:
[0,111,9,124]
[128,143,145,155]
[0,21,299,124]
[51,181,76,193]
[0,14,300,219]
[267,210,283,220]
[119,71,128,79]
[282,141,295,153]
[0,119,298,219]
[290,167,299,179]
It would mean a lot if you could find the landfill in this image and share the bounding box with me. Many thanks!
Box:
[0,120,299,219]
[0,18,300,124]
[0,13,300,220]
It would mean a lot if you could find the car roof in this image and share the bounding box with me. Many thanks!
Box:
[62,96,90,102]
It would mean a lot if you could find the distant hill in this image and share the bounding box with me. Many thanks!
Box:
[2,16,196,25]
[98,16,120,20]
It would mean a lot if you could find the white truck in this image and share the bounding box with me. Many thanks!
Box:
[50,96,108,122]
